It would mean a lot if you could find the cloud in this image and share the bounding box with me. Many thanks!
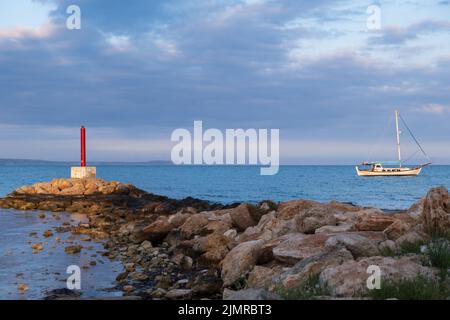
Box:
[415,103,450,115]
[0,0,450,162]
[369,19,450,45]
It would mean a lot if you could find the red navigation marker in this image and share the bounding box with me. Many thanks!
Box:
[81,126,86,167]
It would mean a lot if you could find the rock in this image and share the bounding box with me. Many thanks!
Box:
[179,214,209,239]
[31,243,43,251]
[383,220,412,241]
[275,247,353,291]
[224,229,238,239]
[64,245,82,255]
[239,211,296,242]
[247,266,278,289]
[294,206,338,234]
[421,187,450,234]
[354,209,395,231]
[276,200,319,220]
[139,240,153,251]
[142,217,173,241]
[43,230,54,238]
[407,198,424,221]
[130,272,149,281]
[192,232,235,264]
[325,233,380,258]
[395,231,429,247]
[165,289,192,300]
[223,288,280,300]
[378,240,398,254]
[17,283,29,292]
[221,240,264,287]
[122,285,135,293]
[150,288,167,298]
[125,263,135,272]
[319,256,435,297]
[229,204,257,231]
[272,233,330,265]
[315,223,353,234]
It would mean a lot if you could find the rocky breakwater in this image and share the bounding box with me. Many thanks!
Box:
[2,179,450,300]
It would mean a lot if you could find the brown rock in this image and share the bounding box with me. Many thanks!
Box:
[276,247,353,291]
[320,256,435,297]
[193,232,235,264]
[247,266,279,289]
[294,206,338,234]
[142,217,173,241]
[354,209,395,231]
[325,232,381,258]
[65,245,82,254]
[277,200,319,220]
[221,240,264,287]
[383,219,412,240]
[179,214,209,239]
[272,233,330,265]
[421,187,450,234]
[230,204,257,232]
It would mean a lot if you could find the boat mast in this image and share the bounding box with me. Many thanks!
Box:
[395,110,402,167]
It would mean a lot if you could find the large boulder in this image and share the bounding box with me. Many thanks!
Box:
[383,219,412,241]
[192,232,235,265]
[239,211,296,242]
[319,256,435,297]
[293,206,338,234]
[274,247,353,291]
[229,204,257,231]
[325,232,381,258]
[272,233,330,265]
[276,200,320,220]
[221,240,264,287]
[421,187,450,234]
[354,209,395,231]
[179,214,209,239]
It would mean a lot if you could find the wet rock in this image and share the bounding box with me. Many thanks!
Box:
[43,230,54,238]
[31,243,44,252]
[17,283,29,292]
[65,245,82,255]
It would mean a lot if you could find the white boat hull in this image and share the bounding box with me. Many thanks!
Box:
[355,166,422,177]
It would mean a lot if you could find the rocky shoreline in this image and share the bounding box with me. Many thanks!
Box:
[1,178,450,300]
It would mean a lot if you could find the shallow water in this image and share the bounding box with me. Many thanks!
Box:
[0,209,123,300]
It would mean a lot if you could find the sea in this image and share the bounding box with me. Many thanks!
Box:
[1,164,449,299]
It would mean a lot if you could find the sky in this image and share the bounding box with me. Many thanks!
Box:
[0,0,449,164]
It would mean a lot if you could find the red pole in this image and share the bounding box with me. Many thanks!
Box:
[81,126,86,167]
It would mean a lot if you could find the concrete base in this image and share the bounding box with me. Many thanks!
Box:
[71,166,96,179]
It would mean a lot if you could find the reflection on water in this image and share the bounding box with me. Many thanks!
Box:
[0,209,123,300]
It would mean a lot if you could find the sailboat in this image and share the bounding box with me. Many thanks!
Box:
[356,110,431,177]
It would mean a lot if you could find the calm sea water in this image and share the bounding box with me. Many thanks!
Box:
[1,165,449,210]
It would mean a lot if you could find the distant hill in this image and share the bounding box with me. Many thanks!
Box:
[0,159,173,166]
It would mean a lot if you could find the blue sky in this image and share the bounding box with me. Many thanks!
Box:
[0,0,449,164]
